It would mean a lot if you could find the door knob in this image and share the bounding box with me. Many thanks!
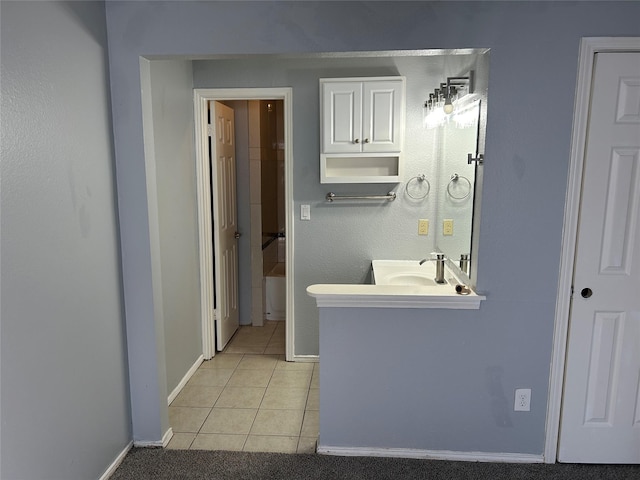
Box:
[581,287,593,298]
[234,231,241,239]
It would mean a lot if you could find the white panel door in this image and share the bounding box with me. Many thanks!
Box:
[559,52,640,463]
[211,101,239,351]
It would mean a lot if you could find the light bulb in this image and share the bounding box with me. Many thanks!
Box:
[443,97,454,114]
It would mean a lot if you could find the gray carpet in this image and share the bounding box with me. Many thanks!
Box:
[110,448,640,479]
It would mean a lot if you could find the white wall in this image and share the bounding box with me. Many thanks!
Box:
[1,2,131,478]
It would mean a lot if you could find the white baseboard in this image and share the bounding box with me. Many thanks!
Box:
[100,441,133,480]
[317,445,543,464]
[291,354,319,363]
[168,354,204,405]
[162,427,173,447]
[133,427,173,448]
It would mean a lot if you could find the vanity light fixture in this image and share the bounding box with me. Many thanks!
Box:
[424,70,475,121]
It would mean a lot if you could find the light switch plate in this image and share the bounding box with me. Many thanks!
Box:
[301,204,311,220]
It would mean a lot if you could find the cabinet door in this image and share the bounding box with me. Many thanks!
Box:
[362,80,403,153]
[322,81,363,154]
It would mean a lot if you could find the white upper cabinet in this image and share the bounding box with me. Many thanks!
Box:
[320,77,405,183]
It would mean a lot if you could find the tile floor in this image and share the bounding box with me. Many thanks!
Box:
[167,321,319,454]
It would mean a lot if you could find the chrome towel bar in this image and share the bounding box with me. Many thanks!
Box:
[326,192,396,202]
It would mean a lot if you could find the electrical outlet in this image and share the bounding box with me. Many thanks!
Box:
[418,219,429,235]
[514,388,531,412]
[443,219,454,236]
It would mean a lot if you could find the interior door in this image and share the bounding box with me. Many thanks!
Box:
[211,101,239,351]
[559,52,640,463]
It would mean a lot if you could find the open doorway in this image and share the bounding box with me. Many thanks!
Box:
[194,88,294,362]
[254,100,286,326]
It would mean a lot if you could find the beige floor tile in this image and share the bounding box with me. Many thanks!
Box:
[264,345,285,355]
[191,433,246,451]
[215,386,266,409]
[268,370,312,389]
[230,336,271,347]
[200,408,257,435]
[261,387,308,410]
[250,409,304,436]
[235,327,273,336]
[199,354,244,370]
[301,410,319,437]
[166,433,196,450]
[310,368,319,389]
[297,436,317,454]
[237,354,279,370]
[188,368,234,387]
[275,360,314,371]
[171,385,223,408]
[306,388,319,411]
[225,345,266,354]
[243,435,299,453]
[227,369,272,388]
[168,407,211,433]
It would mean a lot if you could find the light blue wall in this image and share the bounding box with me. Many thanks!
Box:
[143,59,202,396]
[104,0,640,447]
[1,1,131,478]
[319,305,553,455]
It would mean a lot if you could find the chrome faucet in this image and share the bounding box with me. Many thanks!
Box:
[419,253,447,284]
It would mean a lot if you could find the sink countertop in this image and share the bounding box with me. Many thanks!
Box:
[307,259,485,309]
[306,283,485,309]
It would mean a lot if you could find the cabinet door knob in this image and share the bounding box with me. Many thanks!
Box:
[364,138,370,143]
[354,138,360,144]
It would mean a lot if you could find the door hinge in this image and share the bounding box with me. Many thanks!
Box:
[207,124,214,137]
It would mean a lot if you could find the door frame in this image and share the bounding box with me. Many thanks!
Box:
[545,37,640,463]
[194,88,295,361]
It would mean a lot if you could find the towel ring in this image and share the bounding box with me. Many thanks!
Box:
[447,173,472,200]
[406,174,431,200]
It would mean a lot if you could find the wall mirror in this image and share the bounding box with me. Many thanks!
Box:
[434,99,482,277]
[418,53,488,283]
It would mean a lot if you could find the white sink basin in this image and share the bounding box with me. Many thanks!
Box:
[372,260,450,287]
[384,273,439,286]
